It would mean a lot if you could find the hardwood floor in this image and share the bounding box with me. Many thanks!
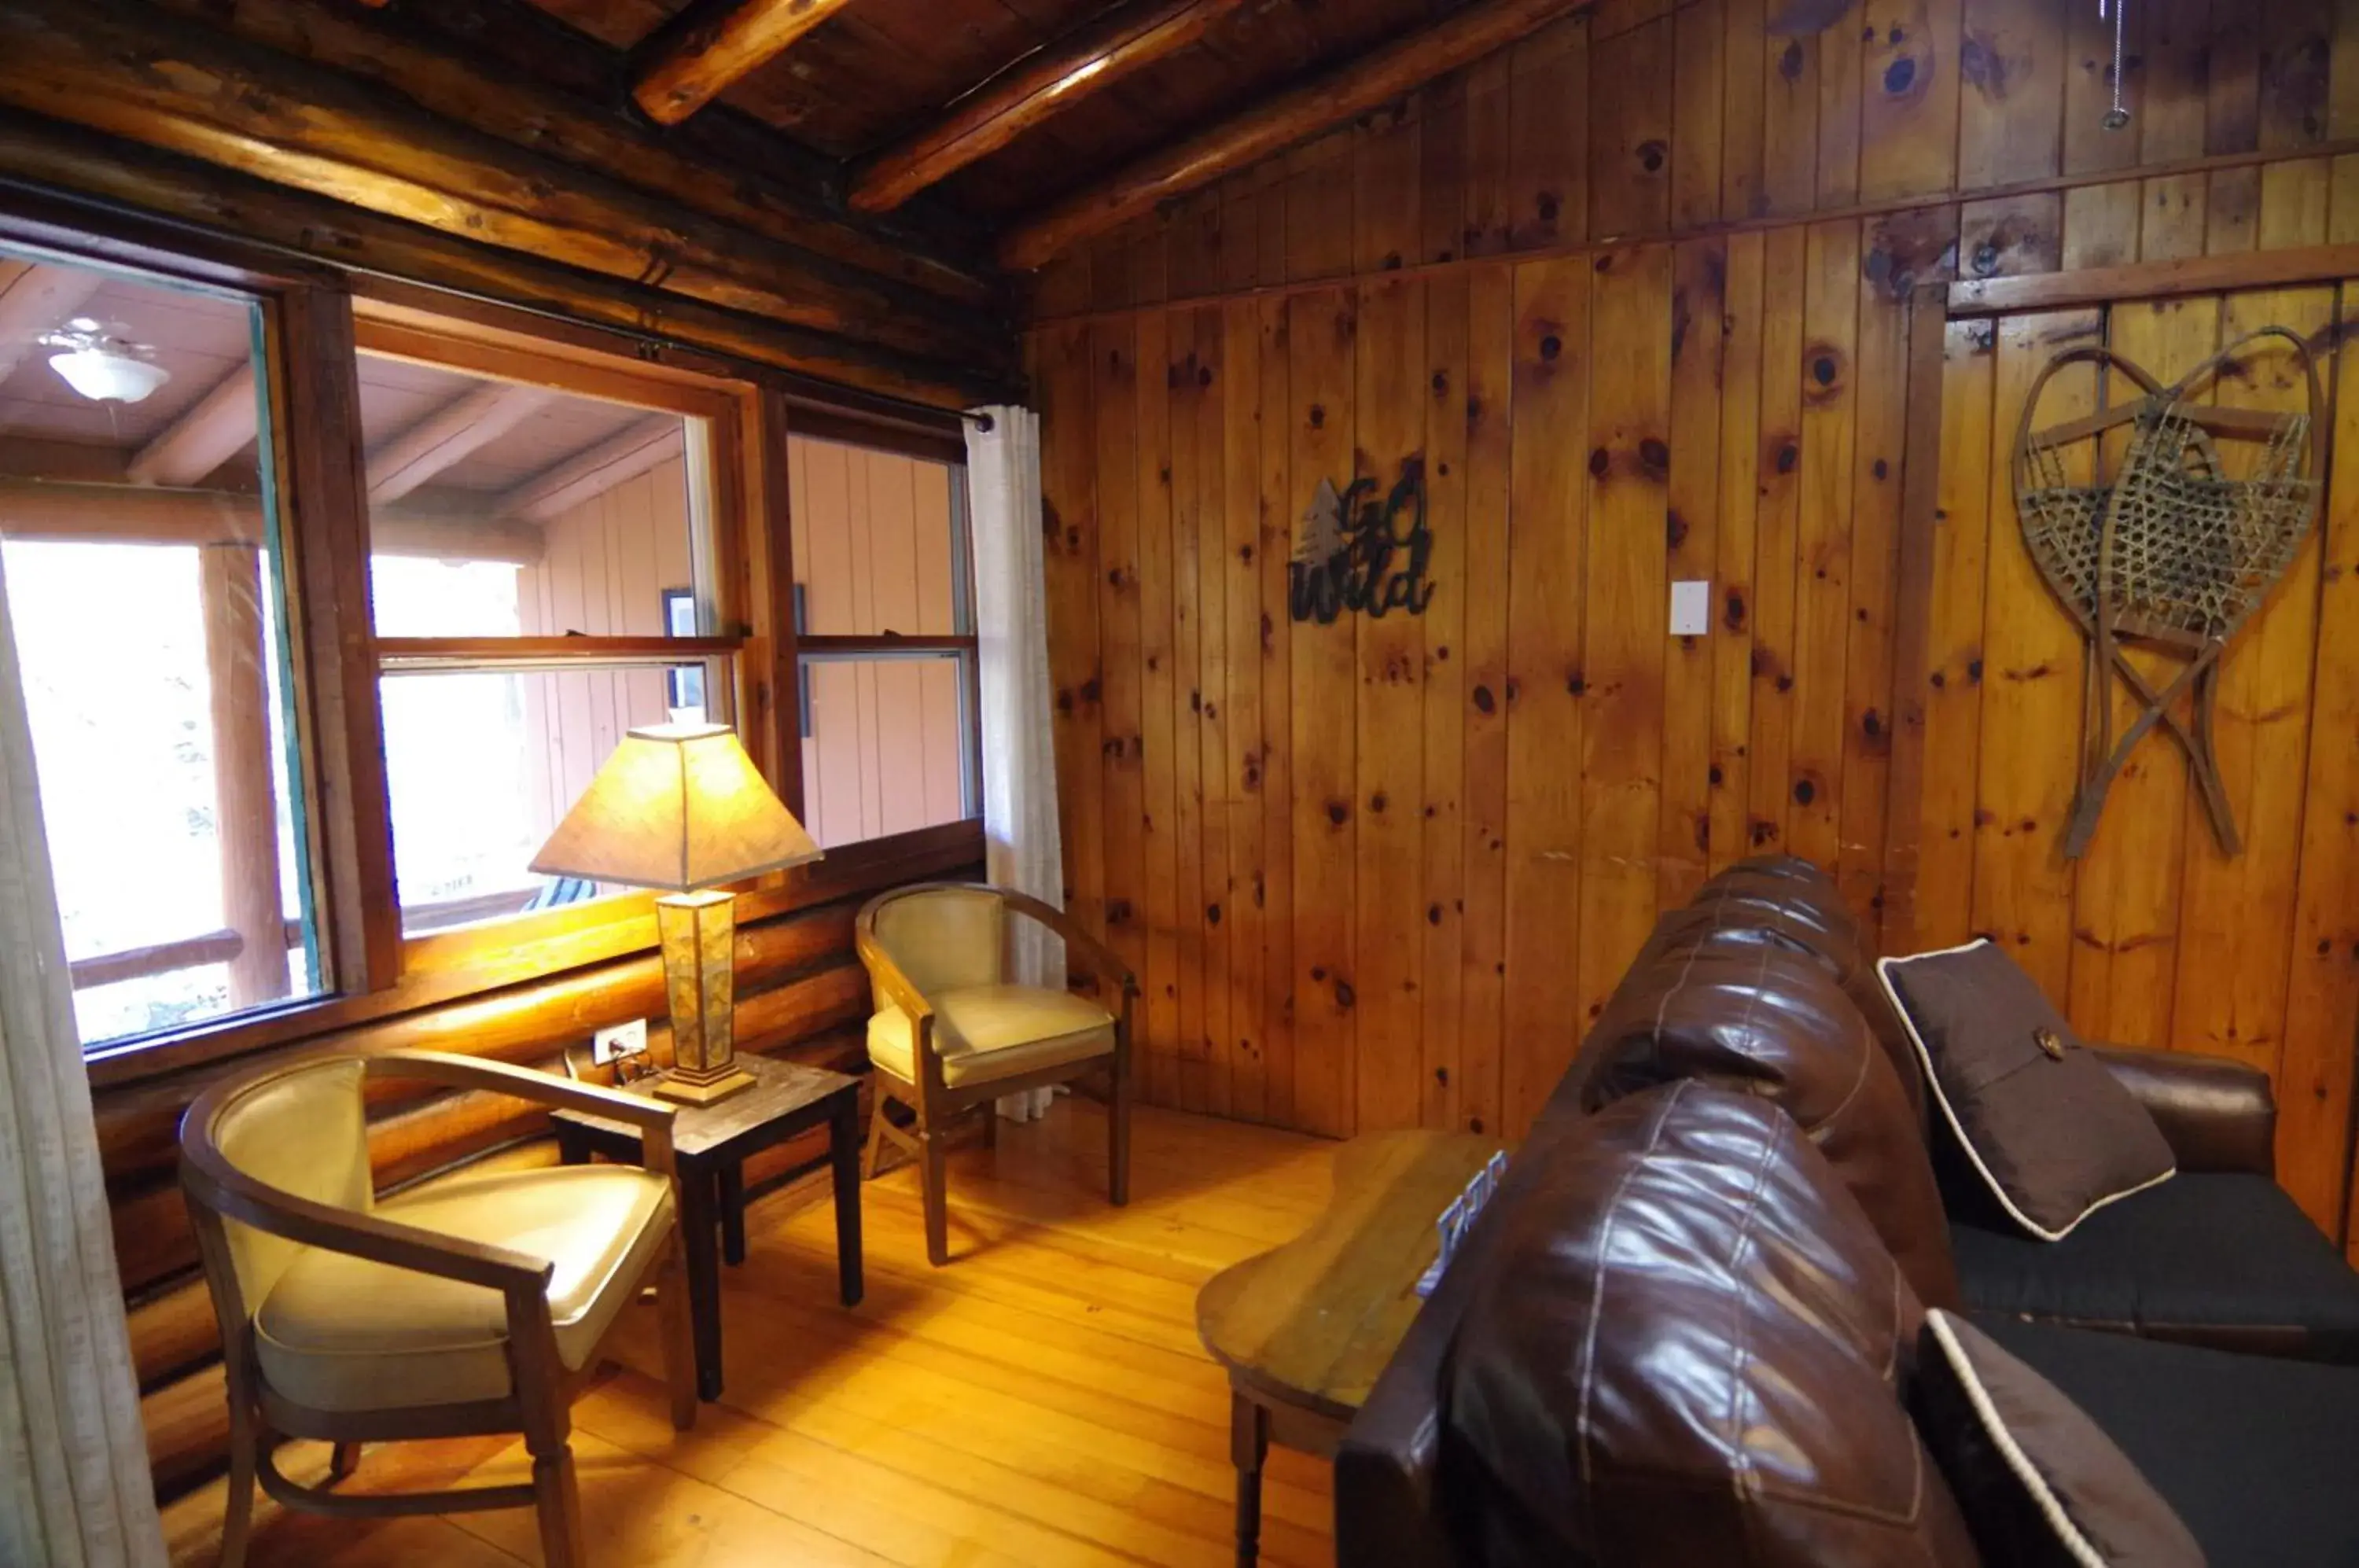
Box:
[160,1100,1341,1568]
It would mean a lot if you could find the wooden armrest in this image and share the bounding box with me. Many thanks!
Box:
[1001,889,1139,999]
[370,1048,678,1173]
[181,1151,552,1294]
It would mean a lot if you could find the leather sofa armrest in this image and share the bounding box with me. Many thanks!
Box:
[2089,1044,2276,1177]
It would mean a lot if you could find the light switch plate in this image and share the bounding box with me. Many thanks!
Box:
[593,1018,648,1065]
[1669,579,1711,637]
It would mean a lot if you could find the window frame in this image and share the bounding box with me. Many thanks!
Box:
[352,307,764,948]
[2,191,985,1088]
[785,417,985,846]
[0,200,401,1065]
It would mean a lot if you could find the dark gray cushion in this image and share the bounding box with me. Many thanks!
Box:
[1974,1316,2359,1568]
[1915,1312,2201,1568]
[1953,1172,2359,1363]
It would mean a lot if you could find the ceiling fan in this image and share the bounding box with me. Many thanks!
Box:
[36,316,171,404]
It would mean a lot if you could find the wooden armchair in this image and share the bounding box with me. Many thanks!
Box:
[855,882,1138,1265]
[178,1049,697,1568]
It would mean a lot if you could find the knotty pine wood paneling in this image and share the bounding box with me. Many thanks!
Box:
[1028,2,2359,1257]
[1031,228,1919,1144]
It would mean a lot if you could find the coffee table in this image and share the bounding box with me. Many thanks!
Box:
[551,1053,863,1401]
[1196,1129,1507,1567]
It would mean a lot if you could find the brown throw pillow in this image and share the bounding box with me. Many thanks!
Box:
[1878,940,2174,1241]
[1915,1310,2206,1567]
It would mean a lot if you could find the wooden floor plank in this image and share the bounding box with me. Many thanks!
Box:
[169,1102,1343,1568]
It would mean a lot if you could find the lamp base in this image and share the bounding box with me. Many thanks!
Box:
[655,888,754,1109]
[653,1066,756,1106]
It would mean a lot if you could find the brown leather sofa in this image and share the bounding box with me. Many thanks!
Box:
[1338,857,2359,1568]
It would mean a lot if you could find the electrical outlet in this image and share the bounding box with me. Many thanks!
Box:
[592,1018,648,1065]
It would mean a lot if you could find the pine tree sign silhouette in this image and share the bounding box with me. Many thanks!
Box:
[1287,458,1434,626]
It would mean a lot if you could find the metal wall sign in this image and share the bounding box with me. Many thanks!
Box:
[1288,458,1434,625]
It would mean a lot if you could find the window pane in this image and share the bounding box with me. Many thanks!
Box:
[356,352,705,641]
[383,662,701,934]
[798,653,971,848]
[788,436,966,637]
[0,249,322,1047]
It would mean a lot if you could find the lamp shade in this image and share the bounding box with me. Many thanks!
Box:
[529,722,822,892]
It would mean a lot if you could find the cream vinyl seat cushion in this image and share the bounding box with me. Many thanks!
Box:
[253,1165,672,1412]
[867,984,1116,1088]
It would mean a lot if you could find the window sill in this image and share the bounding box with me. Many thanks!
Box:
[81,817,984,1091]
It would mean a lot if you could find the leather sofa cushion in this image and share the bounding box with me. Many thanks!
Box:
[1953,1172,2359,1363]
[255,1165,672,1412]
[867,984,1115,1087]
[1882,940,2177,1241]
[1445,1083,1978,1568]
[1577,941,1963,1309]
[1697,858,1930,1114]
[1974,1315,2359,1568]
[1914,1310,2202,1566]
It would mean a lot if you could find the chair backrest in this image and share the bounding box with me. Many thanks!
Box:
[197,1055,374,1310]
[870,885,1005,1001]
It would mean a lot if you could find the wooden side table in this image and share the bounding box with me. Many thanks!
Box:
[552,1053,863,1401]
[1196,1130,1506,1568]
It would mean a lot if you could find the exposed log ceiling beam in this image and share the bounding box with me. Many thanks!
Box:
[0,479,545,563]
[0,259,104,384]
[850,0,1253,214]
[0,112,1007,409]
[142,0,995,309]
[498,417,685,521]
[1001,0,1599,268]
[366,383,552,506]
[632,0,860,126]
[127,366,257,488]
[0,0,1007,376]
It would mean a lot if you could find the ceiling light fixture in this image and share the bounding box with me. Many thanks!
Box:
[39,318,171,404]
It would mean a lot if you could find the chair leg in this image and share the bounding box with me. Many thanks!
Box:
[863,1092,895,1181]
[328,1441,361,1482]
[655,1228,698,1433]
[1109,1057,1132,1209]
[981,1097,1000,1150]
[530,1442,587,1568]
[219,1405,258,1568]
[919,1127,951,1266]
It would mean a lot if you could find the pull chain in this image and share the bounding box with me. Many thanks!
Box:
[2102,0,2131,129]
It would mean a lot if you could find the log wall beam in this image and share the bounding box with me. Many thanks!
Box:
[849,0,1253,214]
[0,257,102,381]
[999,0,1598,268]
[142,0,995,309]
[0,0,1008,374]
[0,479,544,561]
[126,365,257,487]
[0,112,1007,408]
[631,0,859,126]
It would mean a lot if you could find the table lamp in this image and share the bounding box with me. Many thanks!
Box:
[530,722,822,1105]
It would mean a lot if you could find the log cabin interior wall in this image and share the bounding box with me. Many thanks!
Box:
[1025,0,2359,1259]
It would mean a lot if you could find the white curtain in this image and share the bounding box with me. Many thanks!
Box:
[966,407,1066,1121]
[0,553,167,1568]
